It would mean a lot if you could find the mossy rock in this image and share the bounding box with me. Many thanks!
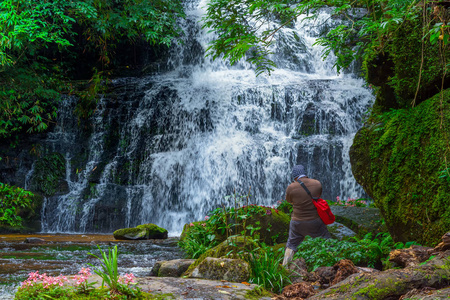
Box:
[113,223,168,240]
[183,235,258,277]
[330,206,384,238]
[190,257,250,282]
[30,152,66,196]
[157,259,196,277]
[136,223,168,239]
[350,90,450,246]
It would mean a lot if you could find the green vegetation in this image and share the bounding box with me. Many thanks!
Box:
[0,182,34,227]
[247,245,291,294]
[351,90,450,245]
[15,245,145,299]
[1,0,185,139]
[294,233,419,272]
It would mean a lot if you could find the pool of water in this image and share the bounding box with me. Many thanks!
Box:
[0,234,184,299]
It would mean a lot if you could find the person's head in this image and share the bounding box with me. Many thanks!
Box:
[291,164,306,180]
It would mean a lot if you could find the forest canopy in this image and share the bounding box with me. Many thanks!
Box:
[0,0,184,139]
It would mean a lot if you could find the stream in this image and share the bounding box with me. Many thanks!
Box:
[0,234,183,299]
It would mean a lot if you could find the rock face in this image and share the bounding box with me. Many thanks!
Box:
[190,257,250,282]
[350,90,450,246]
[113,223,168,240]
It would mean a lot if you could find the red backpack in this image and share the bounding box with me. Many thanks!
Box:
[296,179,335,225]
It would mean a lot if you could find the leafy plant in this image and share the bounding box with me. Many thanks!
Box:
[88,245,120,293]
[294,232,420,271]
[246,245,291,294]
[0,182,34,227]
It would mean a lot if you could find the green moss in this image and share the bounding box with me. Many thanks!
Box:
[364,18,450,110]
[136,223,168,239]
[31,152,66,196]
[350,90,450,246]
[114,224,168,240]
[183,235,257,277]
[245,286,273,299]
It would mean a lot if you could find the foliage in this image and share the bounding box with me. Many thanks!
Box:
[276,199,293,214]
[15,267,141,300]
[351,89,450,246]
[294,232,418,271]
[246,244,291,294]
[0,0,185,139]
[179,195,289,259]
[0,182,34,227]
[203,0,450,87]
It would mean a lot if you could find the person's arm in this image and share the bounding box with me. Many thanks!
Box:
[285,186,293,204]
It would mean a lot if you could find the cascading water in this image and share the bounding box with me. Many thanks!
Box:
[40,1,374,235]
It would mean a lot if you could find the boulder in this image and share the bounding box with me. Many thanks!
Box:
[150,261,165,276]
[349,90,450,246]
[113,227,147,240]
[190,257,250,282]
[113,223,168,240]
[330,206,384,238]
[24,237,46,244]
[183,235,257,277]
[157,259,196,277]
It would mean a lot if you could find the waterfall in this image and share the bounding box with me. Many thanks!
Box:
[40,0,374,235]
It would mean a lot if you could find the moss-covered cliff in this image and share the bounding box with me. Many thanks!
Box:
[350,90,450,246]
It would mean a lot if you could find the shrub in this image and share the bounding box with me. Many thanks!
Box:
[0,182,34,227]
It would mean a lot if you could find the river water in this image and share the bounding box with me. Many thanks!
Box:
[0,234,183,299]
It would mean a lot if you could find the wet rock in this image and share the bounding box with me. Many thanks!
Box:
[157,259,196,277]
[331,259,358,285]
[113,227,147,240]
[24,237,46,243]
[190,257,250,283]
[330,206,385,237]
[282,282,317,299]
[389,245,433,268]
[113,223,168,240]
[327,222,356,240]
[150,261,165,276]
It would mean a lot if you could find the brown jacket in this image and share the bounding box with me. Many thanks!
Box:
[285,177,321,221]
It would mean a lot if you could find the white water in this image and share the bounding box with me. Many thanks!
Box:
[40,1,374,235]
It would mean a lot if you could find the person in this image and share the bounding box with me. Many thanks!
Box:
[282,164,331,266]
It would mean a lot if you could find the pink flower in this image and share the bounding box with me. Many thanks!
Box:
[204,216,209,221]
[266,209,272,215]
[201,223,206,227]
[277,200,282,204]
[189,223,194,227]
[118,273,136,285]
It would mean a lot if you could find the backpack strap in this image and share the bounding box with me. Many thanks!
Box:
[295,179,319,201]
